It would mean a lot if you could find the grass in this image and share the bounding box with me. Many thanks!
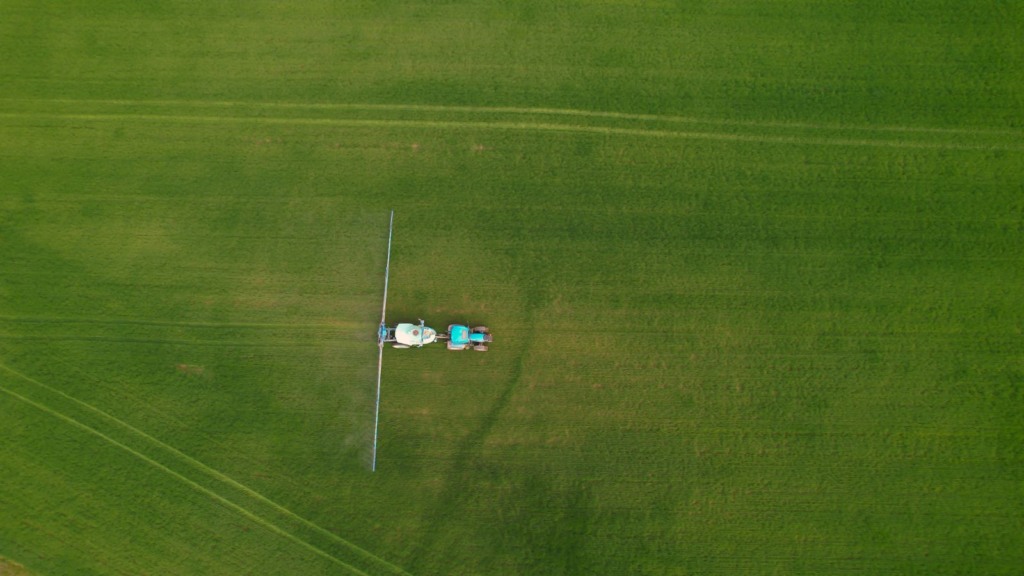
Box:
[2,1,1023,575]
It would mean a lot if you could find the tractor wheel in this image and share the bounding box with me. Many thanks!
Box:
[474,344,488,352]
[392,344,410,349]
[472,326,489,334]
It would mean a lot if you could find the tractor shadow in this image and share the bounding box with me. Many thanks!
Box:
[406,302,537,571]
[404,279,595,573]
[403,342,524,565]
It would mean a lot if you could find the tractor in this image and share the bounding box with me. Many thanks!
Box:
[444,324,492,351]
[379,320,491,351]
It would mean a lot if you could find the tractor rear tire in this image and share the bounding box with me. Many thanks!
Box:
[474,344,488,352]
[472,326,489,333]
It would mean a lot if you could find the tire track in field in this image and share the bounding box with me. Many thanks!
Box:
[0,315,368,350]
[0,362,412,576]
[0,314,360,331]
[0,334,349,348]
[9,97,1022,136]
[1,110,1020,152]
[0,372,368,576]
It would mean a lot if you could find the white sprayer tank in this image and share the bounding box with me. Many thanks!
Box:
[394,323,438,346]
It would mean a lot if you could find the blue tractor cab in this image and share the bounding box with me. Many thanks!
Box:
[446,324,492,351]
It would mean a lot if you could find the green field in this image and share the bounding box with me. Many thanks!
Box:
[2,2,1023,574]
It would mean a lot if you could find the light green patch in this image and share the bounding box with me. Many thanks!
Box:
[0,557,31,576]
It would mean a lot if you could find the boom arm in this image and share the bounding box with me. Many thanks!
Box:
[372,210,394,472]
